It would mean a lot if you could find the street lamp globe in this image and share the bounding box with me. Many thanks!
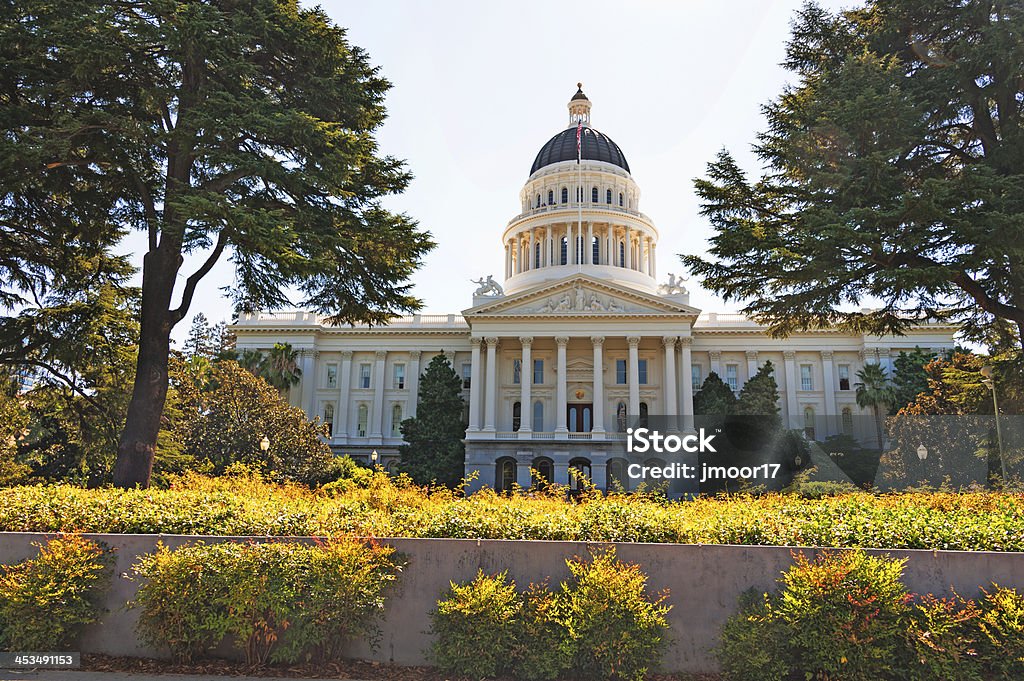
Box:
[259,435,270,452]
[916,444,928,461]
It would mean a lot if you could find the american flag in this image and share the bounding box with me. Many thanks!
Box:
[576,120,582,163]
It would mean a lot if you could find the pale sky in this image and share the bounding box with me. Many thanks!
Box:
[143,0,855,343]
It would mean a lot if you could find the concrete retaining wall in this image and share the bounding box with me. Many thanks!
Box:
[1,532,1022,673]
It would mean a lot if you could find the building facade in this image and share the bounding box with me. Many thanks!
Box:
[232,87,957,492]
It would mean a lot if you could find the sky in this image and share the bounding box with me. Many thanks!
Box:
[143,0,856,343]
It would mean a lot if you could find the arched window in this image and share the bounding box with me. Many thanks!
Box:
[616,402,627,432]
[533,401,544,432]
[561,187,568,204]
[569,457,592,492]
[592,186,599,202]
[842,407,854,436]
[535,242,541,269]
[512,401,521,432]
[639,402,649,428]
[532,457,554,488]
[804,406,816,441]
[560,237,568,265]
[619,192,624,206]
[357,404,368,437]
[496,457,516,493]
[536,194,541,208]
[547,189,554,205]
[642,458,667,487]
[606,188,612,204]
[618,241,625,267]
[607,457,629,491]
[323,403,334,437]
[391,404,402,437]
[592,236,600,264]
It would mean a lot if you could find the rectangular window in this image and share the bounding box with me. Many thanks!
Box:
[393,363,405,390]
[800,364,814,391]
[462,363,472,389]
[725,364,738,392]
[326,363,338,388]
[691,364,703,391]
[638,359,648,385]
[323,403,334,437]
[513,359,521,385]
[616,359,627,384]
[533,359,544,384]
[359,363,371,389]
[838,364,851,391]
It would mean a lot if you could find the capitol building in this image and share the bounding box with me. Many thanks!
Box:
[233,86,956,493]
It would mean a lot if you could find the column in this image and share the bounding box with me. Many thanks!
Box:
[663,336,678,431]
[336,350,353,441]
[624,227,632,270]
[591,336,605,435]
[555,336,569,435]
[483,337,498,432]
[680,337,695,431]
[783,351,799,429]
[407,350,421,418]
[567,223,575,265]
[821,350,837,437]
[709,350,722,376]
[879,348,892,376]
[606,225,613,265]
[628,336,641,420]
[505,242,511,279]
[746,350,759,382]
[369,350,386,439]
[299,349,316,417]
[519,337,533,433]
[468,338,482,432]
[650,242,656,278]
[526,230,534,271]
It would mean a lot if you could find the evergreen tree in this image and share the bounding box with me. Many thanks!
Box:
[693,371,736,416]
[211,321,236,361]
[855,364,896,451]
[182,313,212,359]
[683,1,1024,347]
[398,354,466,488]
[891,347,937,414]
[1,0,435,487]
[733,360,782,425]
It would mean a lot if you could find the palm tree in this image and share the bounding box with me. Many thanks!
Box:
[855,363,896,451]
[261,342,303,395]
[238,348,264,374]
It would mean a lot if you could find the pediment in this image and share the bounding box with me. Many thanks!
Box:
[463,275,701,319]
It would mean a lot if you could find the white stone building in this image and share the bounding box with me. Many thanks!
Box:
[232,87,956,492]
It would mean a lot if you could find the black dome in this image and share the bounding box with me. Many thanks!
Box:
[530,126,630,175]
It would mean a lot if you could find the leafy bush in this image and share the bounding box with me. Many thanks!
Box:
[132,539,401,665]
[905,593,983,681]
[972,585,1024,678]
[430,570,521,678]
[430,549,670,681]
[0,535,113,650]
[717,590,789,681]
[559,548,671,681]
[3,474,1024,552]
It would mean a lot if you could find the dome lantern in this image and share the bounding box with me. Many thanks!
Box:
[568,83,591,126]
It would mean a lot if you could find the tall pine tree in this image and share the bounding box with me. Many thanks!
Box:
[733,361,782,424]
[398,353,465,488]
[693,371,736,416]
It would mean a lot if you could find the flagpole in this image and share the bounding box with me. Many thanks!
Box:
[577,118,583,272]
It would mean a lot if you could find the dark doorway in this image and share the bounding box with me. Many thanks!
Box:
[567,403,593,432]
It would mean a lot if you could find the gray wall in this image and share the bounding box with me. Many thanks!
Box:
[1,532,1022,673]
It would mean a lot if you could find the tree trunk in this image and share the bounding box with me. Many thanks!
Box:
[873,405,884,451]
[112,249,180,488]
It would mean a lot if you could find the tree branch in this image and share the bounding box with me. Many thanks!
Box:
[170,230,229,324]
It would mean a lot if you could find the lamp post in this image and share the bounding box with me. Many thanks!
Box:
[916,444,928,461]
[370,449,379,467]
[980,366,1007,481]
[259,435,270,452]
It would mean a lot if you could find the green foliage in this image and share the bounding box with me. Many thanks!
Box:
[559,548,671,681]
[430,549,670,681]
[0,380,30,485]
[905,594,983,681]
[694,371,736,416]
[0,535,113,650]
[891,348,937,414]
[132,539,402,665]
[717,590,789,681]
[972,585,1024,678]
[430,570,522,678]
[856,363,896,451]
[733,361,781,422]
[169,359,333,484]
[682,1,1024,346]
[398,354,466,487]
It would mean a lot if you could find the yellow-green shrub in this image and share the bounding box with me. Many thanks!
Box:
[132,539,401,665]
[973,585,1024,678]
[0,535,112,650]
